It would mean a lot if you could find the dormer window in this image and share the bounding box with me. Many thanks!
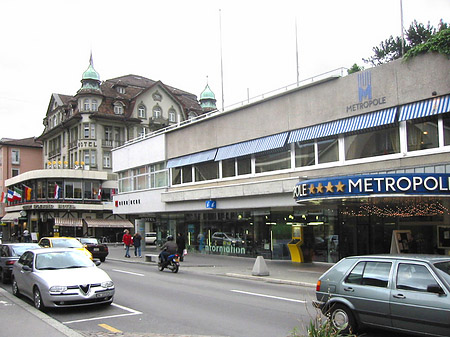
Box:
[153,105,162,118]
[138,105,147,119]
[114,102,124,115]
[169,108,176,122]
[116,86,125,94]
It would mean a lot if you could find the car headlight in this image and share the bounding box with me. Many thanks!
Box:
[50,286,67,293]
[101,281,114,288]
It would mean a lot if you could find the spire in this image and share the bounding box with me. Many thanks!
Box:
[199,77,217,112]
[78,52,101,94]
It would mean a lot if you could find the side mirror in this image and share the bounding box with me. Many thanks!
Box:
[22,265,32,272]
[427,284,445,295]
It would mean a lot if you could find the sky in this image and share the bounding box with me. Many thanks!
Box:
[0,0,448,139]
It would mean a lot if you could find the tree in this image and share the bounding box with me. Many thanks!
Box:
[363,20,448,66]
[347,63,364,74]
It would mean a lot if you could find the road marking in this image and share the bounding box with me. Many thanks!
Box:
[112,269,145,276]
[231,289,307,303]
[99,323,122,333]
[63,303,142,324]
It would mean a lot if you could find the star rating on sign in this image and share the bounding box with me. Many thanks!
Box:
[308,181,346,194]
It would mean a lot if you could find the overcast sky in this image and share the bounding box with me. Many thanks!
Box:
[0,0,448,139]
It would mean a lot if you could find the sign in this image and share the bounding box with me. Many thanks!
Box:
[346,70,387,113]
[206,200,216,209]
[293,173,450,202]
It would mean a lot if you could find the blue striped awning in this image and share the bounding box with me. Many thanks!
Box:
[215,132,288,161]
[398,95,450,121]
[166,149,217,168]
[288,107,397,143]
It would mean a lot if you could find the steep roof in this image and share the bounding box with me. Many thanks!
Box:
[0,137,42,148]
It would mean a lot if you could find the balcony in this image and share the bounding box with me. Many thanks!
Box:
[149,116,169,131]
[102,139,124,148]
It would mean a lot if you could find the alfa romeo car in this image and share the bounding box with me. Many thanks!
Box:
[313,254,450,336]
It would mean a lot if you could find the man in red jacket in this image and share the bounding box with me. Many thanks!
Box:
[122,229,132,258]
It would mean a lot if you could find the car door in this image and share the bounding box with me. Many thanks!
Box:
[341,260,392,327]
[390,262,450,337]
[15,251,34,298]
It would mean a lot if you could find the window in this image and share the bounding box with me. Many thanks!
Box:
[133,166,148,190]
[444,114,450,146]
[255,148,290,173]
[346,261,391,288]
[169,108,176,122]
[153,105,162,118]
[318,138,339,164]
[103,152,111,168]
[195,161,219,181]
[407,118,439,151]
[119,170,132,192]
[295,141,315,167]
[396,263,439,292]
[116,86,125,94]
[150,162,168,188]
[237,156,251,175]
[92,99,98,111]
[84,123,90,138]
[171,167,181,185]
[138,127,147,137]
[114,102,124,115]
[65,181,82,199]
[84,99,90,111]
[182,165,192,184]
[138,105,146,119]
[222,159,236,178]
[90,124,95,138]
[11,149,20,164]
[12,168,19,177]
[104,126,112,141]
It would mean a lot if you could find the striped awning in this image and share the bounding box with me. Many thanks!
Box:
[84,218,134,228]
[398,95,450,121]
[54,217,83,227]
[288,107,397,143]
[166,149,217,168]
[215,132,289,161]
[1,212,21,222]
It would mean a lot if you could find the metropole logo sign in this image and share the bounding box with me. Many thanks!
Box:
[293,173,450,202]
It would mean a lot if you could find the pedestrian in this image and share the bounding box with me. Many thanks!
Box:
[197,232,204,252]
[23,227,31,243]
[133,232,142,258]
[176,232,186,261]
[122,229,132,258]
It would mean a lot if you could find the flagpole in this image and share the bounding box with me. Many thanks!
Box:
[400,0,405,56]
[295,18,299,86]
[219,9,225,112]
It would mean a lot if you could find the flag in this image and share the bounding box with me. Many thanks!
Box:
[7,189,14,202]
[23,185,32,201]
[13,187,22,201]
[0,191,7,203]
[54,183,60,199]
[97,186,102,200]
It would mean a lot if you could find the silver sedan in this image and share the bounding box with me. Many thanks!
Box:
[12,248,114,311]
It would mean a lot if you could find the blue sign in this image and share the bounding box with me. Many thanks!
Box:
[293,173,450,202]
[358,71,372,102]
[206,200,216,209]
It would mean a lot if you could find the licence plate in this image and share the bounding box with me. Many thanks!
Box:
[94,248,100,251]
[96,290,113,298]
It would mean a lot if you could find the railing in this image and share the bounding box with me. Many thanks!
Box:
[102,139,124,148]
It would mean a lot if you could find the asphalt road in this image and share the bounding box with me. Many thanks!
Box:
[0,259,414,337]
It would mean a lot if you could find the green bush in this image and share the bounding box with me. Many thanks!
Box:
[290,314,357,337]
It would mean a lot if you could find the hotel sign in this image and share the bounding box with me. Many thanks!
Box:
[293,174,450,202]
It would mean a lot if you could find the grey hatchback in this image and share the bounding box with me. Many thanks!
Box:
[0,243,41,283]
[313,254,450,337]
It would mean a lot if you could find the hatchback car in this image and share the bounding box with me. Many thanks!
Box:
[38,237,93,260]
[12,248,114,310]
[211,232,245,246]
[77,237,109,262]
[313,254,450,336]
[0,243,41,283]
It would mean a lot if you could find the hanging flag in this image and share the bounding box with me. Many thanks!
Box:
[13,187,23,201]
[98,186,102,200]
[7,189,14,202]
[23,185,32,201]
[54,183,60,199]
[1,191,7,203]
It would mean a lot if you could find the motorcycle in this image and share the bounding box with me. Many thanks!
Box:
[158,253,180,273]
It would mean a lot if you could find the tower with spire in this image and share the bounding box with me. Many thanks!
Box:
[199,79,217,112]
[78,52,102,94]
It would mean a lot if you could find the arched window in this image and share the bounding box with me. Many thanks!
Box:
[169,108,176,122]
[138,105,146,118]
[153,105,162,118]
[92,99,98,111]
[114,102,124,115]
[84,99,90,111]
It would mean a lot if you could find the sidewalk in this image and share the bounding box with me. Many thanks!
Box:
[107,244,332,287]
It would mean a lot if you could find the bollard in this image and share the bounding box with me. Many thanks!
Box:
[252,256,270,276]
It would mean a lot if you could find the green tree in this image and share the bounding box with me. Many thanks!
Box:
[363,20,448,66]
[347,63,364,74]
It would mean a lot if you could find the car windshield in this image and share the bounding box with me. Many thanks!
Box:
[11,245,40,257]
[52,238,83,248]
[35,251,93,270]
[80,238,99,244]
[434,261,450,283]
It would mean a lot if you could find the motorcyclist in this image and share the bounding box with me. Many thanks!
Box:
[159,235,178,264]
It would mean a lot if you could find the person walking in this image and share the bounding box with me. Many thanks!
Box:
[176,232,186,262]
[23,227,31,243]
[133,232,142,257]
[122,229,132,258]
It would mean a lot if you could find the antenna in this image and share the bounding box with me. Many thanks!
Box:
[219,9,225,112]
[400,0,405,56]
[295,18,299,86]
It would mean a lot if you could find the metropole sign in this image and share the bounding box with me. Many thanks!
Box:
[293,173,450,202]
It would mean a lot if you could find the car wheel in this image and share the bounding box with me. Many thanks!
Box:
[329,304,357,334]
[33,286,46,311]
[12,278,20,297]
[100,257,106,262]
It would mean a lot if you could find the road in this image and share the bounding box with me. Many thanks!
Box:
[1,259,412,337]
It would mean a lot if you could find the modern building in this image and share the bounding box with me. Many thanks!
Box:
[112,52,450,262]
[1,56,204,242]
[0,137,42,238]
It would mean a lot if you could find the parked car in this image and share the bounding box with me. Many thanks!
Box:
[211,232,245,246]
[12,248,114,310]
[145,232,157,245]
[0,243,41,283]
[76,237,109,262]
[313,254,450,336]
[38,237,93,260]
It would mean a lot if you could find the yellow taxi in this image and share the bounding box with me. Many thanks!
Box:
[38,237,93,260]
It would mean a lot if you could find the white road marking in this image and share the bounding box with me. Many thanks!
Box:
[63,303,142,324]
[112,269,145,276]
[231,289,307,303]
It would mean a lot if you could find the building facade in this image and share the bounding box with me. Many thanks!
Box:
[112,52,450,262]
